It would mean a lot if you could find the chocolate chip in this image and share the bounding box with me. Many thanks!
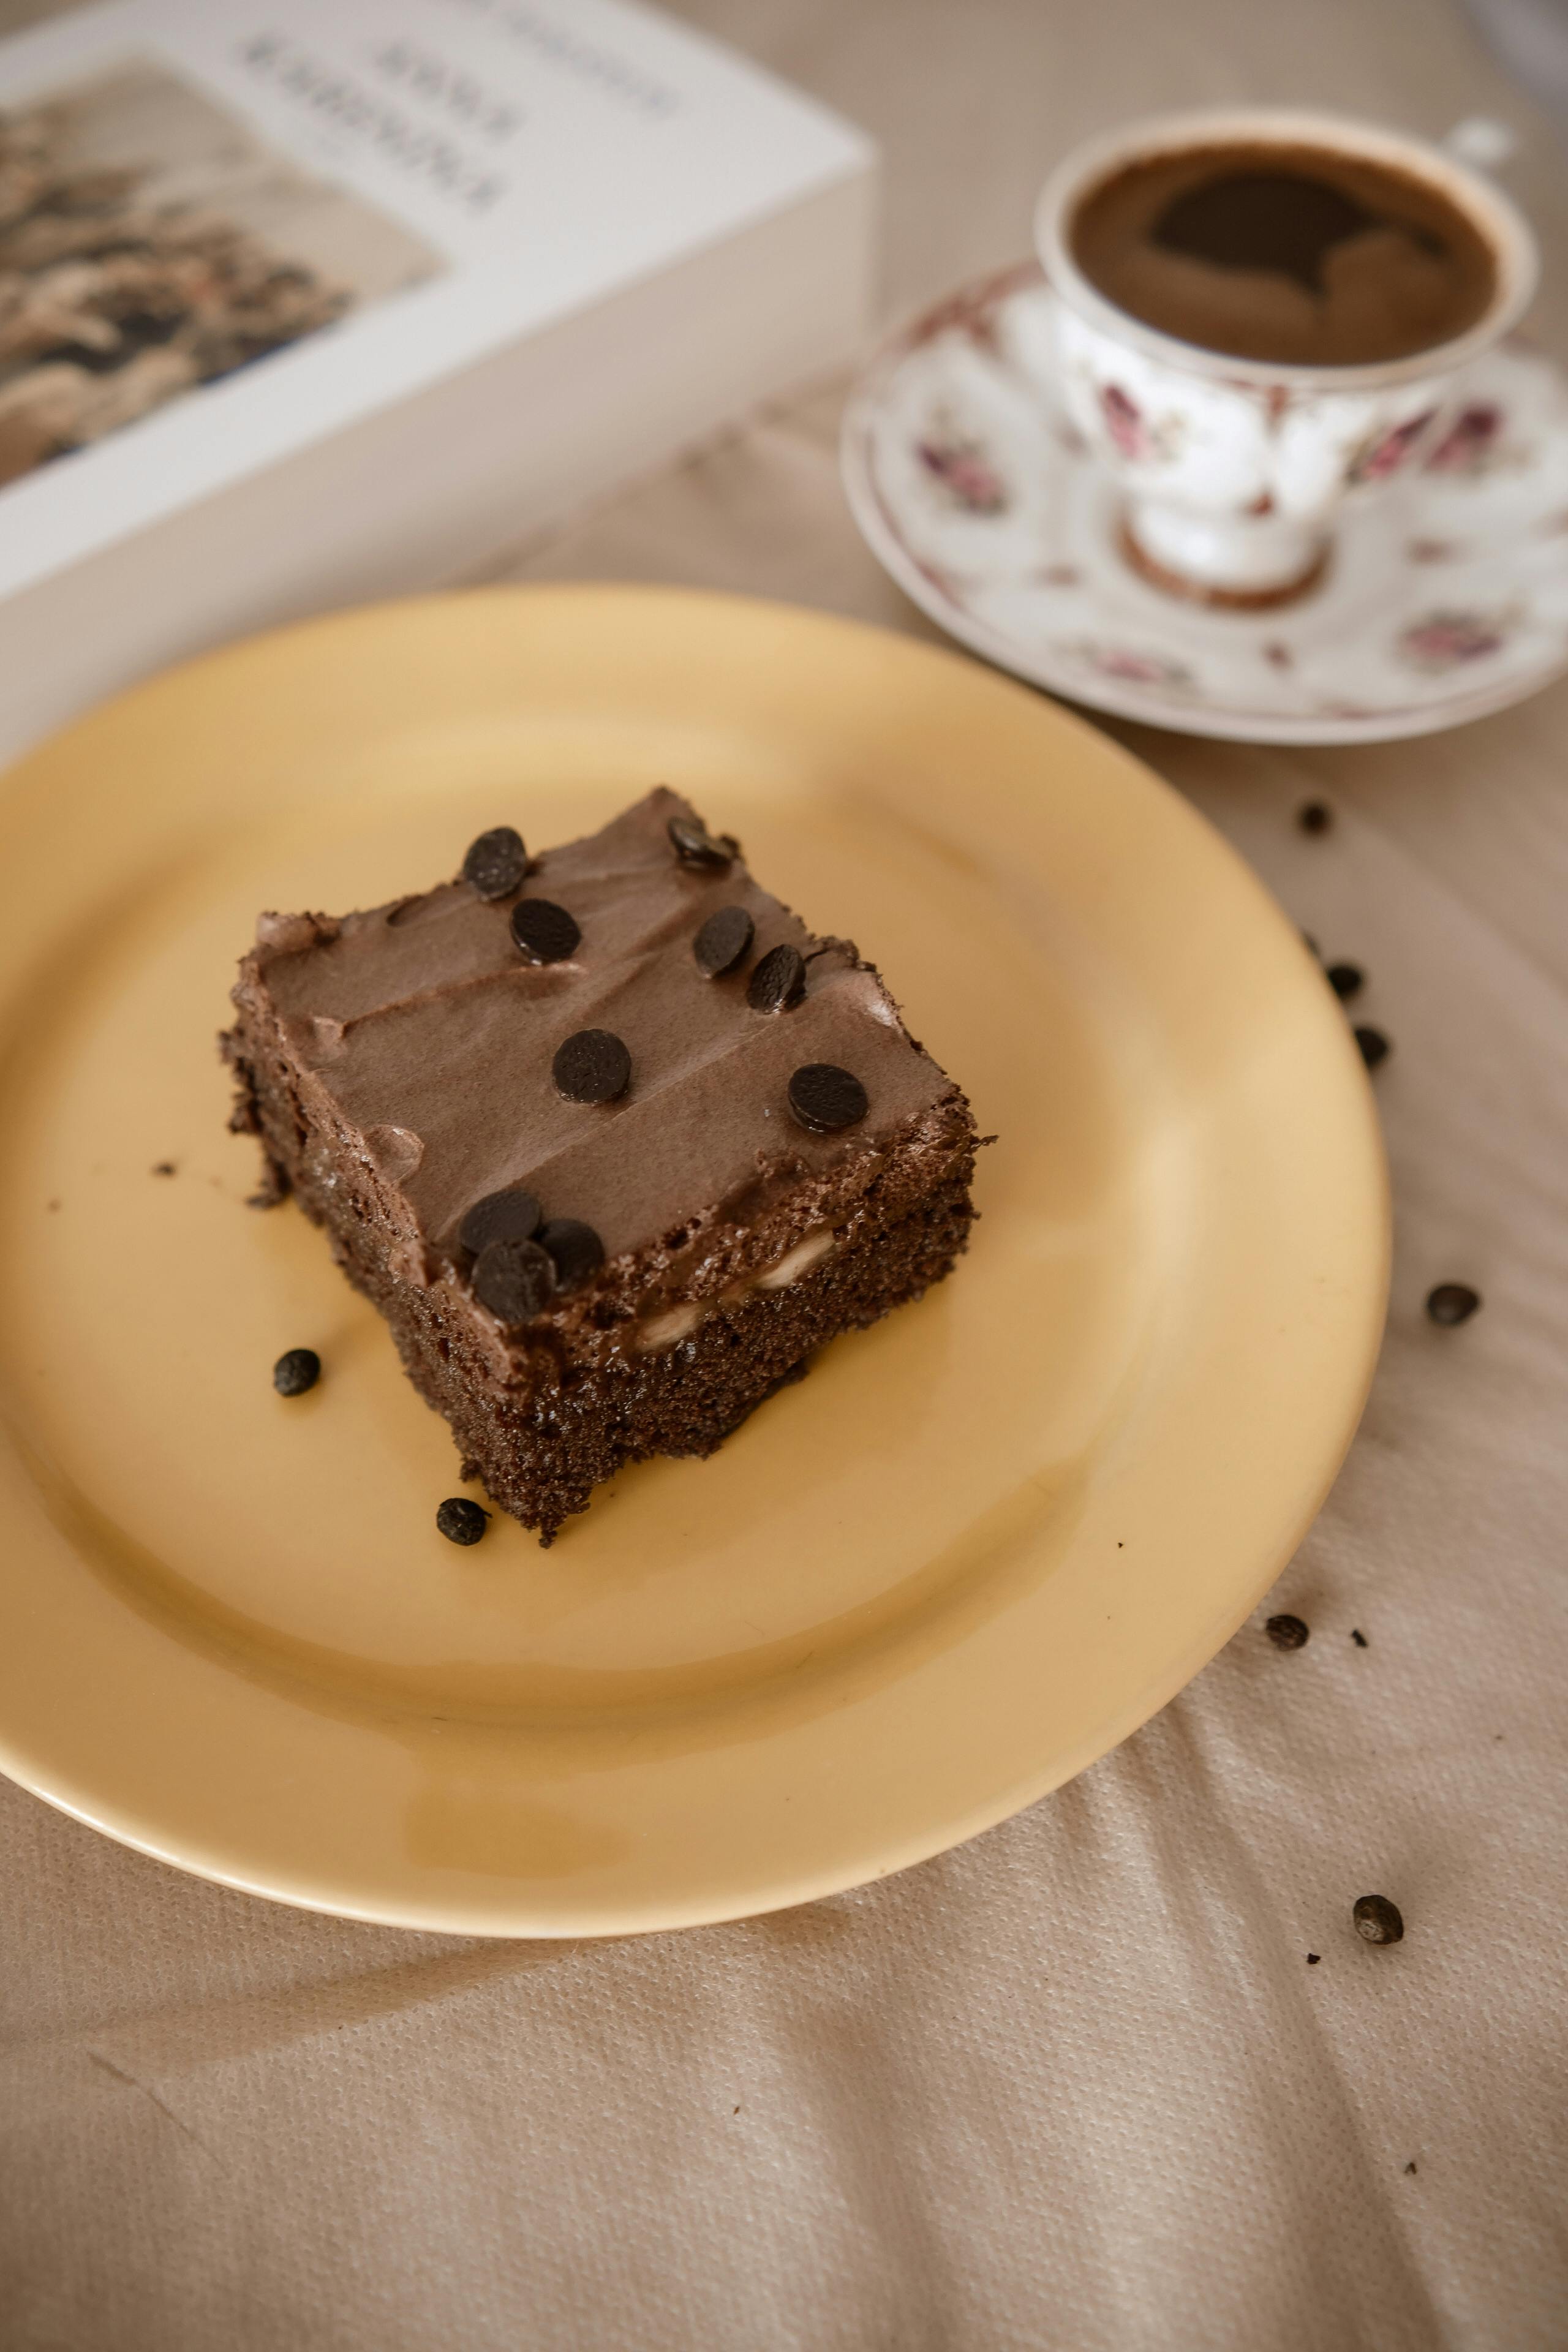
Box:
[1327,962,1363,1000]
[1355,1025,1390,1069]
[788,1063,869,1133]
[1265,1613,1310,1650]
[1427,1282,1480,1325]
[1306,1953,1321,1965]
[458,1188,542,1256]
[462,826,527,899]
[747,943,805,1014]
[694,905,754,977]
[538,1217,604,1292]
[1351,1628,1368,1647]
[1404,2161,1417,2176]
[668,814,734,869]
[436,1496,489,1545]
[553,1029,631,1104]
[510,898,581,963]
[273,1348,320,1396]
[472,1235,555,1323]
[1352,1894,1404,1946]
[1298,800,1333,834]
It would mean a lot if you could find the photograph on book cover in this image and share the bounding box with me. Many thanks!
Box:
[0,56,445,489]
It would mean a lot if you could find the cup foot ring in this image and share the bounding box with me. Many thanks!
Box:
[1118,519,1332,611]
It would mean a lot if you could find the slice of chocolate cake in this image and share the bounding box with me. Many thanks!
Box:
[222,789,979,1542]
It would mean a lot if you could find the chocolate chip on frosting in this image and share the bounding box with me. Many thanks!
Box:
[1427,1281,1480,1325]
[747,944,806,1014]
[473,1235,556,1322]
[458,1188,543,1256]
[538,1218,605,1292]
[1327,962,1363,1001]
[553,1029,631,1104]
[510,899,581,964]
[693,905,755,977]
[1355,1025,1391,1070]
[461,826,528,900]
[788,1063,869,1133]
[668,815,734,869]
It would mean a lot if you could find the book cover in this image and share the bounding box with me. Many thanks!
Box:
[0,0,876,747]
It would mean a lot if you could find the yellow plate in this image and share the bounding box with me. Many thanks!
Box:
[0,586,1387,1934]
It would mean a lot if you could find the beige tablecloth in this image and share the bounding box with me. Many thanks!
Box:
[4,3,1567,2347]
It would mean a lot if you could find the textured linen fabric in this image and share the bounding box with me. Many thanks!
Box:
[3,1,1568,2347]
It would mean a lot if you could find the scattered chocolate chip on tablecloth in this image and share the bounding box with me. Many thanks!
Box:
[1427,1282,1481,1325]
[1353,1894,1404,1945]
[1265,1613,1310,1650]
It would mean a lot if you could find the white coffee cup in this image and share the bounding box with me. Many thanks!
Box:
[1034,108,1539,604]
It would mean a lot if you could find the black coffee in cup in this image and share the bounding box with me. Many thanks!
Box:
[1070,141,1498,366]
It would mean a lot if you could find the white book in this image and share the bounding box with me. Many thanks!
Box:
[0,0,876,756]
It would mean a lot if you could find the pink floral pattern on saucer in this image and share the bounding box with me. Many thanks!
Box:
[916,424,1009,514]
[1069,642,1193,690]
[1347,410,1437,488]
[1425,402,1505,477]
[1096,382,1185,466]
[840,263,1568,745]
[1396,609,1512,673]
[1099,386,1145,459]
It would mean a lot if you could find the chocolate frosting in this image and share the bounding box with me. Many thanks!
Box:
[252,790,954,1264]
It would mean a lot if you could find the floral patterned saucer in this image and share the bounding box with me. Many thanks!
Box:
[841,262,1568,744]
